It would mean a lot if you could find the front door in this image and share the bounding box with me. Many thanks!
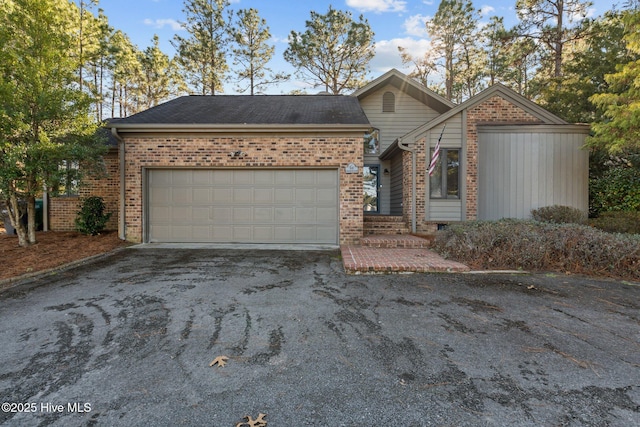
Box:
[363,165,379,212]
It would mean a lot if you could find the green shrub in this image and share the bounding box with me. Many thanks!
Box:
[590,211,640,234]
[75,196,111,236]
[531,205,587,224]
[431,219,640,280]
[590,166,640,216]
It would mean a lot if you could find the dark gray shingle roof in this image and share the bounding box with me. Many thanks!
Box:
[115,95,370,126]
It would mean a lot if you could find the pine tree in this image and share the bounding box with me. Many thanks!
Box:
[426,0,480,101]
[232,8,288,95]
[173,0,232,95]
[284,6,375,94]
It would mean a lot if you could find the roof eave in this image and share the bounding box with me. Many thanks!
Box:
[107,123,372,134]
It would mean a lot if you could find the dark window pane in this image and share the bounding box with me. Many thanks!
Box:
[447,150,459,197]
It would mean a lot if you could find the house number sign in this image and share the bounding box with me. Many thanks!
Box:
[345,163,358,174]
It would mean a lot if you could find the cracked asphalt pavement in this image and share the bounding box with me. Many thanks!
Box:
[0,248,639,426]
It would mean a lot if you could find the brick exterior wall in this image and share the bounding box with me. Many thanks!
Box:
[49,151,120,232]
[121,133,363,245]
[402,95,544,232]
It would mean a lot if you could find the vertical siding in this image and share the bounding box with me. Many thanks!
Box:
[477,127,589,220]
[390,154,403,215]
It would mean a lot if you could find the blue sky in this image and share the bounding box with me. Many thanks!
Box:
[98,0,619,94]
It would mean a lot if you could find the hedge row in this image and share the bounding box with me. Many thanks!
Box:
[432,219,640,281]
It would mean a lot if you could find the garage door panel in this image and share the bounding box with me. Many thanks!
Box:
[317,188,337,203]
[192,170,212,185]
[233,226,252,240]
[192,188,211,204]
[254,207,273,222]
[192,207,210,221]
[295,207,315,222]
[172,191,192,204]
[253,226,273,241]
[148,169,338,244]
[213,188,232,202]
[234,188,252,203]
[254,189,273,204]
[275,171,295,185]
[233,171,253,185]
[295,172,316,185]
[275,207,294,222]
[295,189,315,203]
[317,207,337,221]
[274,188,294,203]
[233,207,252,223]
[212,171,232,185]
[172,171,193,185]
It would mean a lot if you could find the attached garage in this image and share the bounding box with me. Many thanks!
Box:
[147,169,339,244]
[108,95,369,245]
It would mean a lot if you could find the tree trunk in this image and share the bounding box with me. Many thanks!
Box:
[7,194,29,247]
[27,195,37,244]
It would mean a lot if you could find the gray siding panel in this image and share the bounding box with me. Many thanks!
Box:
[390,154,403,215]
[478,127,589,220]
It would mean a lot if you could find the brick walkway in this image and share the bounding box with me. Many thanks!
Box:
[341,235,470,274]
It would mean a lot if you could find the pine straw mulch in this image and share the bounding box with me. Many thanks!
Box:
[0,228,130,283]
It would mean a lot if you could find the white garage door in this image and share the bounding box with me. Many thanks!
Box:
[147,169,339,244]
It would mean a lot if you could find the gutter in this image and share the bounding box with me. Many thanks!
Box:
[397,137,417,234]
[107,123,372,134]
[111,127,126,241]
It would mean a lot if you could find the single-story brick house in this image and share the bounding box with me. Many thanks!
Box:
[46,69,589,245]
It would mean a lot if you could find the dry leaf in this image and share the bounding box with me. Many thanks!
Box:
[236,413,267,427]
[209,355,229,368]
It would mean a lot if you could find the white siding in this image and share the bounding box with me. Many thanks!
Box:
[477,126,589,221]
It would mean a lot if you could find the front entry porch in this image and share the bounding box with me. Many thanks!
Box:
[340,216,469,274]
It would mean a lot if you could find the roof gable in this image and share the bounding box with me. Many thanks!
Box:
[352,69,454,114]
[401,83,568,140]
[110,95,370,129]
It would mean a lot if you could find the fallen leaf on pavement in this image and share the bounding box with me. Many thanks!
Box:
[209,355,229,368]
[236,413,267,427]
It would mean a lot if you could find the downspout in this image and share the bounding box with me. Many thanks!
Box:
[397,137,417,234]
[42,184,48,232]
[111,127,126,241]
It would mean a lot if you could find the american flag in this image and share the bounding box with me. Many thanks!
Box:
[428,125,446,176]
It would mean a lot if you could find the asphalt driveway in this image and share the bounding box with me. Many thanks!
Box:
[0,248,639,426]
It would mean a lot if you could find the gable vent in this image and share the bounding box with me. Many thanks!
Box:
[382,91,395,112]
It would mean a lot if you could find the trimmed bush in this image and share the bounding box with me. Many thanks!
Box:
[75,196,112,236]
[531,205,587,224]
[590,211,640,234]
[431,219,640,280]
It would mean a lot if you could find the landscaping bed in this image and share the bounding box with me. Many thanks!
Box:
[0,228,129,282]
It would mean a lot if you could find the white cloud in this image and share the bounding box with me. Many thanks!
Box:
[403,14,430,38]
[480,5,495,17]
[370,37,433,74]
[143,18,183,31]
[346,0,407,13]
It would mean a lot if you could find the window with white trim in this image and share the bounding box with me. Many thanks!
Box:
[429,148,460,199]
